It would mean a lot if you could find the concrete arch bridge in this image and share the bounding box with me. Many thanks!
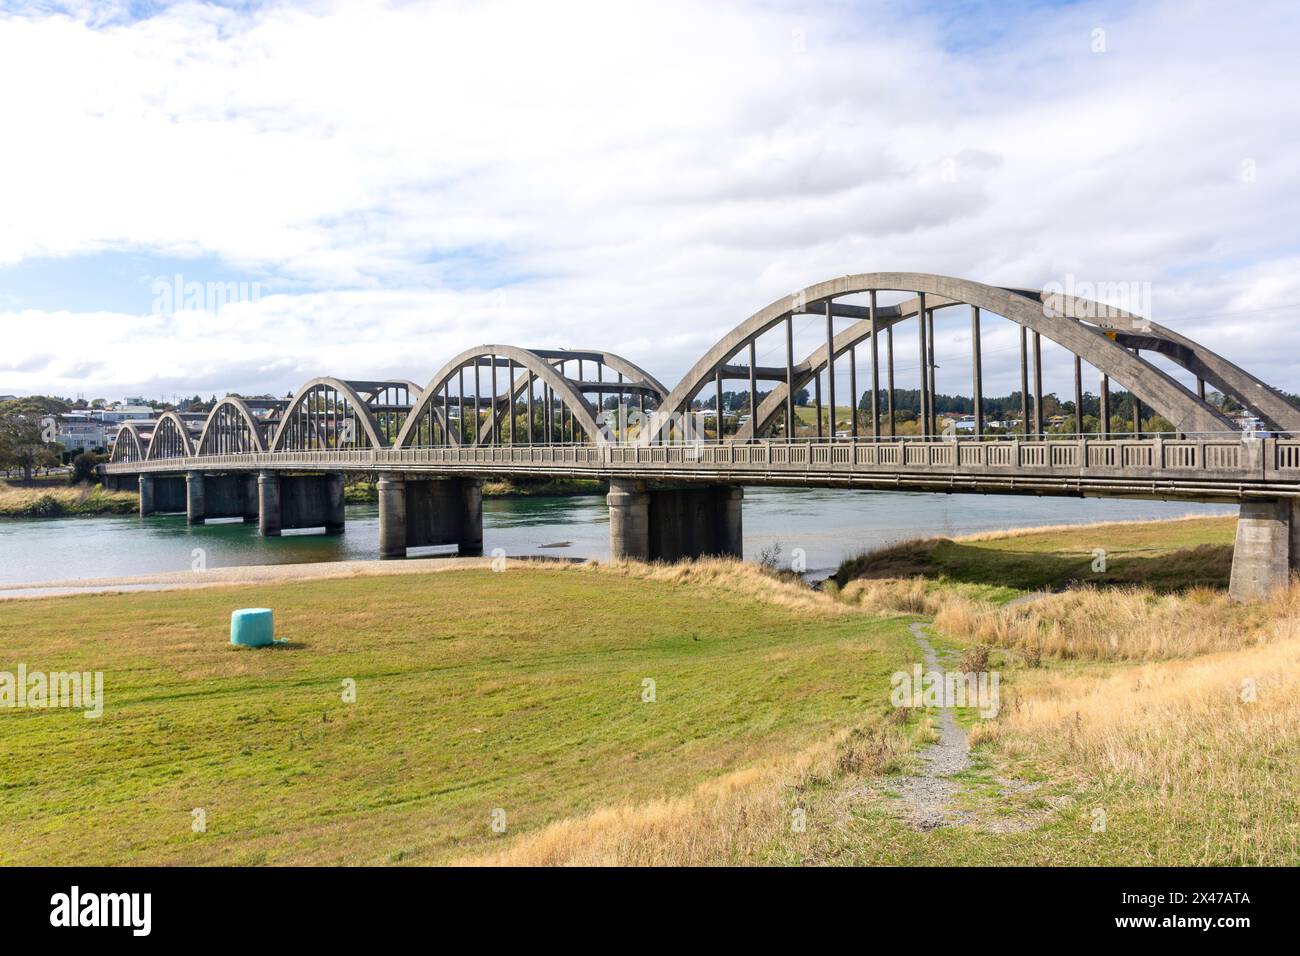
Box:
[101,274,1300,600]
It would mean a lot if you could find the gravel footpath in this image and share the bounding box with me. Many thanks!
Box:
[894,621,973,829]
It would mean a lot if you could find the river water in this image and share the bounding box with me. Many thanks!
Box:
[0,488,1234,588]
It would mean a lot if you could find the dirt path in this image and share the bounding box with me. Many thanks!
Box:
[894,621,973,829]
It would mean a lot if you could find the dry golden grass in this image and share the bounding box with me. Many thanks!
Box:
[932,580,1300,661]
[458,719,911,866]
[590,556,853,617]
[971,636,1300,863]
[839,576,944,616]
[0,480,136,516]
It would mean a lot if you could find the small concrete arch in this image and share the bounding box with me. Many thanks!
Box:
[197,397,272,455]
[143,411,196,461]
[269,377,391,451]
[395,345,610,448]
[109,422,149,463]
[469,348,669,445]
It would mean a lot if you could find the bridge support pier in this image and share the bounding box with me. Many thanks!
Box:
[186,472,205,525]
[139,475,186,515]
[377,475,483,559]
[257,472,345,536]
[138,475,154,517]
[258,471,281,536]
[608,479,743,563]
[1229,499,1298,602]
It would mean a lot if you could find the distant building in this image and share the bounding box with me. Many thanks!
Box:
[54,403,157,452]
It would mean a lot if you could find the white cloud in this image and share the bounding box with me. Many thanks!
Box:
[0,0,1298,401]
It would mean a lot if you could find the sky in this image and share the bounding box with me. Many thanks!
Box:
[1,0,1298,405]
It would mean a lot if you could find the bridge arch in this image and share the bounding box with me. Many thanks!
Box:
[651,273,1238,442]
[108,422,149,464]
[268,377,417,452]
[197,397,275,455]
[143,411,196,461]
[396,346,665,448]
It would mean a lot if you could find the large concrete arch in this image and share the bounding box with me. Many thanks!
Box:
[197,397,271,455]
[395,345,608,448]
[1108,323,1300,434]
[269,377,389,451]
[650,273,1236,442]
[731,295,948,440]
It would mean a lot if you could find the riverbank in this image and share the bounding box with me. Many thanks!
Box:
[0,481,136,517]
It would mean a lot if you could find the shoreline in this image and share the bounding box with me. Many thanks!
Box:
[0,513,1231,601]
[0,554,596,601]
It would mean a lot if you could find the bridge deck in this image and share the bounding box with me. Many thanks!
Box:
[103,437,1300,503]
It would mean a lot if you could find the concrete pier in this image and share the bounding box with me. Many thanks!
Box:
[608,479,651,562]
[185,471,206,525]
[258,470,281,537]
[259,472,347,535]
[138,474,154,516]
[139,475,186,515]
[608,479,743,562]
[1228,499,1297,602]
[377,476,406,558]
[378,475,484,558]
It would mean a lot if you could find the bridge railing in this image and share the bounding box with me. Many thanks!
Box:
[102,436,1300,486]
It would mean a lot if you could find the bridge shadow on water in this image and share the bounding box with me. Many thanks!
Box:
[833,537,1234,594]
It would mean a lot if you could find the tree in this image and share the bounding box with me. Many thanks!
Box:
[0,406,62,481]
[72,451,102,484]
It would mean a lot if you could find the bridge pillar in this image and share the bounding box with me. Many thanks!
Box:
[377,476,406,558]
[138,474,154,517]
[1229,499,1294,602]
[609,480,743,563]
[608,479,650,562]
[258,471,281,536]
[186,472,205,525]
[379,475,484,559]
[273,473,345,534]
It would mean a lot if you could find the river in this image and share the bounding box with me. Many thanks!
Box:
[0,488,1235,588]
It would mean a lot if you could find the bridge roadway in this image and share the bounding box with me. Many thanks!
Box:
[102,435,1300,602]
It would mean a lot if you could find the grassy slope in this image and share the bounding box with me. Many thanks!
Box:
[0,565,910,865]
[0,482,137,518]
[835,515,1236,592]
[770,515,1299,866]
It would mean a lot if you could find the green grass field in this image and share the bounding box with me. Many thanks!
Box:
[0,566,910,865]
[3,514,1294,867]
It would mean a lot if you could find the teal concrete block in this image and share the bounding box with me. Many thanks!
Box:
[231,608,275,647]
